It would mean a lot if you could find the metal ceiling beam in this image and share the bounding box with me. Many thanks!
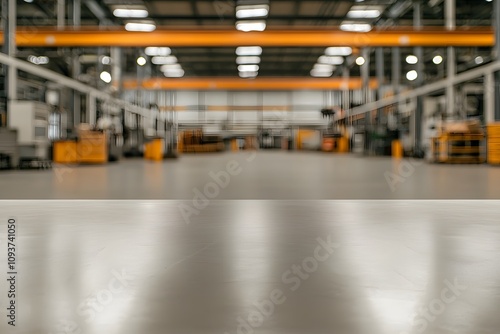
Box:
[122,77,379,91]
[4,27,494,47]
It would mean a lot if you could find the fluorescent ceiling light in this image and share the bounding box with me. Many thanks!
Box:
[238,64,259,72]
[433,55,443,64]
[125,22,156,32]
[325,47,352,56]
[406,70,418,81]
[145,47,171,56]
[236,5,269,18]
[347,9,381,19]
[406,55,418,64]
[236,20,266,32]
[164,69,185,78]
[236,46,262,56]
[310,69,332,77]
[137,57,147,66]
[355,56,366,65]
[236,56,261,64]
[318,55,344,65]
[28,55,49,65]
[340,22,372,32]
[151,56,178,65]
[113,8,148,18]
[313,63,335,72]
[160,64,182,72]
[239,71,258,78]
[100,71,112,83]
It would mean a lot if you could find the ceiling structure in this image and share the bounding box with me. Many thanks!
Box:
[10,0,497,85]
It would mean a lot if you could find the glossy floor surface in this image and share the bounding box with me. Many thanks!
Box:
[0,201,499,334]
[1,152,500,199]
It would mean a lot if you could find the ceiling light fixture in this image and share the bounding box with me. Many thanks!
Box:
[100,71,112,83]
[406,55,418,64]
[433,55,443,64]
[151,56,178,65]
[355,56,366,66]
[236,46,263,56]
[28,55,49,65]
[238,64,259,72]
[164,69,185,78]
[236,5,269,19]
[475,56,484,64]
[239,71,258,78]
[325,47,352,56]
[113,8,148,18]
[406,70,418,81]
[236,20,266,32]
[318,55,344,65]
[347,9,381,19]
[145,47,171,56]
[125,22,156,32]
[137,57,147,66]
[310,69,332,77]
[340,22,372,32]
[160,64,182,72]
[101,56,111,65]
[313,63,335,71]
[236,56,261,64]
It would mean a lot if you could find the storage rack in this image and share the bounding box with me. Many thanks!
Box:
[431,133,486,164]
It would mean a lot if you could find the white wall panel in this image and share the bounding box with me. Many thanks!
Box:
[263,91,289,106]
[232,91,260,106]
[205,91,229,107]
[175,91,199,107]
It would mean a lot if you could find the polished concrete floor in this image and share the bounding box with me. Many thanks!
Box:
[0,151,500,199]
[0,201,499,334]
[1,151,500,199]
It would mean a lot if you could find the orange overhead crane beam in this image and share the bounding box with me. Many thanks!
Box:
[2,27,494,47]
[122,77,379,90]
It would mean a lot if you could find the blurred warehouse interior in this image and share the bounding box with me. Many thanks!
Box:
[0,0,500,198]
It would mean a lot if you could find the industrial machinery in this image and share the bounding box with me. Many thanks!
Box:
[123,112,145,157]
[179,129,224,153]
[431,120,485,164]
[8,101,52,168]
[0,128,19,169]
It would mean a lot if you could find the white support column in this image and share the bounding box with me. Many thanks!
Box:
[6,0,15,61]
[6,0,17,119]
[445,0,456,118]
[87,92,96,125]
[111,47,122,95]
[485,73,495,124]
[494,0,500,121]
[57,0,65,29]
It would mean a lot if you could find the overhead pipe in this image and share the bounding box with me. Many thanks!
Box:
[2,27,494,48]
[121,77,379,91]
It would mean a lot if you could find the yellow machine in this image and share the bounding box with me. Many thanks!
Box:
[144,138,164,161]
[487,123,500,165]
[52,130,108,164]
